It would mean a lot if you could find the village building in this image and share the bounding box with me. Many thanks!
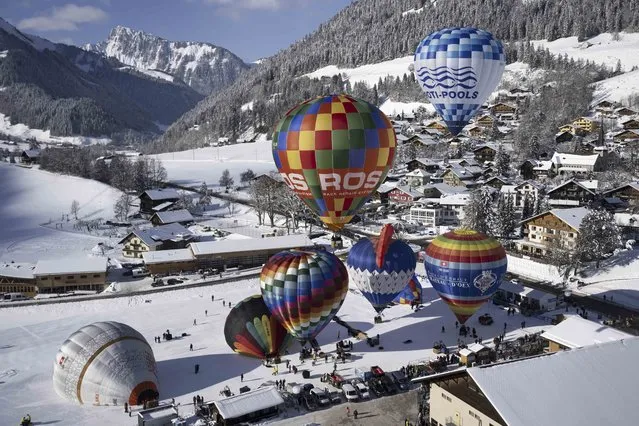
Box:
[119,223,194,258]
[482,176,511,191]
[388,186,423,203]
[0,262,38,297]
[612,129,639,143]
[554,130,574,144]
[139,189,180,215]
[594,100,616,115]
[458,343,493,367]
[440,167,478,188]
[603,182,639,209]
[190,234,314,271]
[406,158,441,173]
[409,202,442,227]
[541,315,632,353]
[150,209,194,226]
[547,179,596,207]
[474,114,496,128]
[516,207,589,256]
[571,117,598,133]
[142,249,197,275]
[473,145,497,163]
[558,124,588,137]
[423,338,639,426]
[438,193,471,226]
[373,182,397,204]
[206,386,284,425]
[496,280,558,312]
[614,106,637,117]
[405,168,430,187]
[488,102,517,119]
[33,257,108,293]
[21,149,40,165]
[550,152,602,176]
[464,125,484,138]
[621,117,639,130]
[423,120,448,133]
[511,180,543,209]
[531,160,553,178]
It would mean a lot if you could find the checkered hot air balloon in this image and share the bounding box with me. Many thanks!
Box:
[260,249,348,343]
[414,27,506,135]
[346,224,416,313]
[272,95,396,230]
[424,229,507,324]
[224,294,294,359]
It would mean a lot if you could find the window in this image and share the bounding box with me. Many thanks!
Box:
[93,274,101,278]
[67,276,74,279]
[441,393,452,402]
[54,276,61,280]
[80,275,87,278]
[568,233,574,238]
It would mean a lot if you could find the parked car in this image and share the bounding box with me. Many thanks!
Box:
[122,269,133,277]
[380,374,398,394]
[390,371,410,391]
[367,378,386,397]
[329,391,343,404]
[351,379,371,399]
[342,383,359,402]
[310,388,331,406]
[167,278,183,285]
[132,268,149,278]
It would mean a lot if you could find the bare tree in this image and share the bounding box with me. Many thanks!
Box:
[248,173,281,226]
[219,169,234,189]
[113,193,134,221]
[70,200,80,220]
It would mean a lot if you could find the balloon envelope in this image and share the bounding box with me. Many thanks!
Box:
[260,249,349,342]
[53,321,158,406]
[414,27,506,135]
[393,274,423,305]
[346,224,416,313]
[424,229,507,323]
[224,294,294,359]
[272,94,396,230]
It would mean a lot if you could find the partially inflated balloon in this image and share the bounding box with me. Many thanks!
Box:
[53,322,158,406]
[393,274,423,305]
[272,95,396,230]
[414,27,506,135]
[260,249,348,342]
[224,294,294,359]
[424,229,507,324]
[346,224,416,313]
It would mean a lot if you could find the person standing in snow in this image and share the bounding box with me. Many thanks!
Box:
[193,319,197,326]
[195,364,200,374]
[190,343,193,351]
[241,373,244,382]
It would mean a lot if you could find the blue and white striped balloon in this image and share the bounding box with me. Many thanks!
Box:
[414,27,506,135]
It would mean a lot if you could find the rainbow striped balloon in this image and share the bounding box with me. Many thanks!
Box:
[424,229,507,324]
[260,249,348,342]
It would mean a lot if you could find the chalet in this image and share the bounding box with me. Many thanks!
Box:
[475,114,496,128]
[405,168,430,187]
[612,129,639,143]
[532,160,553,178]
[614,106,637,116]
[423,120,448,132]
[119,223,194,258]
[512,181,543,209]
[33,257,108,293]
[516,207,588,256]
[440,167,477,188]
[483,175,510,190]
[558,124,587,137]
[438,193,471,226]
[406,158,440,173]
[396,134,420,145]
[603,182,639,209]
[504,87,532,102]
[594,100,615,111]
[473,145,497,163]
[21,149,40,164]
[150,209,194,226]
[555,131,574,144]
[388,186,422,204]
[465,125,484,138]
[489,102,517,117]
[550,152,602,176]
[252,173,285,187]
[139,189,180,215]
[547,179,596,207]
[374,182,398,204]
[419,183,467,199]
[621,118,639,130]
[572,117,598,133]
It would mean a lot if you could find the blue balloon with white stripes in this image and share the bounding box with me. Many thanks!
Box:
[414,27,506,135]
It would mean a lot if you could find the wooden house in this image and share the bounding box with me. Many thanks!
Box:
[475,114,496,128]
[613,130,639,143]
[547,179,596,207]
[555,131,574,144]
[621,118,639,130]
[139,189,180,215]
[604,183,639,209]
[614,107,637,117]
[119,223,194,258]
[473,145,497,163]
[516,207,588,256]
[388,186,422,204]
[21,149,40,165]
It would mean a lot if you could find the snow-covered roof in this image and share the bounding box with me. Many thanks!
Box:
[514,180,543,191]
[551,152,599,167]
[550,207,589,231]
[541,316,632,349]
[500,184,516,194]
[22,149,40,158]
[151,209,194,224]
[428,183,467,196]
[498,280,557,303]
[467,343,487,353]
[377,181,398,193]
[405,168,429,178]
[33,257,107,276]
[532,160,552,171]
[189,234,314,256]
[142,248,195,265]
[614,213,639,227]
[141,188,180,201]
[391,185,423,198]
[603,182,639,195]
[439,193,470,206]
[548,179,595,195]
[0,262,36,279]
[122,223,193,247]
[213,386,284,419]
[152,201,176,212]
[459,348,473,357]
[468,338,639,426]
[578,179,598,190]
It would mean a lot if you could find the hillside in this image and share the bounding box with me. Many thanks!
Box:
[0,18,203,140]
[157,0,639,151]
[86,26,249,95]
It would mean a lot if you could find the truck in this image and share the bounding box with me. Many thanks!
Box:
[354,367,373,382]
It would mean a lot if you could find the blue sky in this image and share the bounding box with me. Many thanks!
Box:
[1,0,353,62]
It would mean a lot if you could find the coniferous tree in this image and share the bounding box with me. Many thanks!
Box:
[463,187,495,235]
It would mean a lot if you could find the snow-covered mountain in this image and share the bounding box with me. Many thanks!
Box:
[86,26,249,95]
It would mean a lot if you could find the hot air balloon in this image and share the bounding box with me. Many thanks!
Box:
[393,274,423,306]
[414,27,506,135]
[260,249,348,343]
[53,321,159,406]
[272,95,396,230]
[224,294,294,359]
[346,224,416,313]
[424,229,507,324]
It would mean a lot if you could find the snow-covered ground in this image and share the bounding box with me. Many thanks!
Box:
[0,163,123,262]
[379,100,434,117]
[304,56,414,87]
[531,32,639,71]
[0,113,111,146]
[594,69,639,103]
[0,271,550,426]
[148,136,277,188]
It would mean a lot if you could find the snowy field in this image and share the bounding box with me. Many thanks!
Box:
[148,136,277,189]
[0,113,111,146]
[304,56,414,87]
[594,69,639,103]
[0,163,123,262]
[0,269,550,426]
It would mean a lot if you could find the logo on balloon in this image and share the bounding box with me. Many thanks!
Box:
[416,65,477,90]
[473,270,497,294]
[281,170,383,197]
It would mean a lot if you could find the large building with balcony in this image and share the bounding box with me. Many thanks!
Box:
[515,207,588,256]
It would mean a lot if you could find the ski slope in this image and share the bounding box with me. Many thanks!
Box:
[0,273,550,426]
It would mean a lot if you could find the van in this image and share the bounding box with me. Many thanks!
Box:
[2,292,29,302]
[132,268,149,278]
[342,383,359,402]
